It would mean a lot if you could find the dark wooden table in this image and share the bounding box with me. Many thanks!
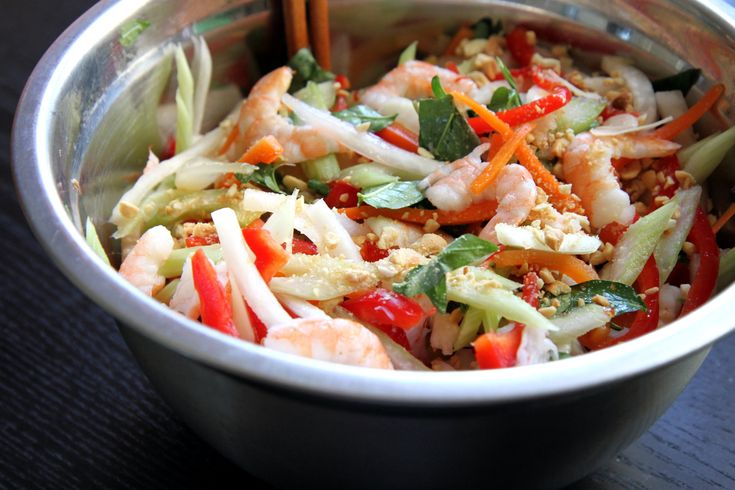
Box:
[1,1,733,488]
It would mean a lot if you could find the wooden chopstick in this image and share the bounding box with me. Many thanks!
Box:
[283,0,309,56]
[309,0,331,70]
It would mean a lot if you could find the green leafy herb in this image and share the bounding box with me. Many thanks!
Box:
[358,181,424,209]
[550,280,647,316]
[652,68,701,96]
[495,57,522,107]
[287,48,335,93]
[487,86,517,112]
[418,77,481,161]
[119,19,151,47]
[236,164,286,194]
[471,17,503,39]
[431,76,448,98]
[308,179,330,195]
[393,234,498,312]
[333,105,397,132]
[398,41,418,65]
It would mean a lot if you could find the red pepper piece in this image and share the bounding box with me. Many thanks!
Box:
[292,238,318,255]
[375,123,419,153]
[191,249,239,338]
[241,228,289,283]
[185,234,220,248]
[445,61,460,74]
[360,240,391,262]
[245,303,267,343]
[680,208,719,316]
[506,26,535,66]
[473,326,524,369]
[335,74,351,90]
[324,180,360,208]
[467,86,571,132]
[341,288,426,330]
[332,94,349,112]
[372,323,411,350]
[522,271,540,308]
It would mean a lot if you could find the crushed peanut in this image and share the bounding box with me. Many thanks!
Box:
[591,294,610,307]
[682,241,696,256]
[539,306,557,318]
[674,170,695,189]
[619,160,642,180]
[644,287,660,296]
[539,268,555,284]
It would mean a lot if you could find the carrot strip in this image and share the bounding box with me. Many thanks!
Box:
[471,123,534,195]
[238,135,284,164]
[218,124,239,156]
[451,91,584,214]
[485,132,504,161]
[490,249,598,283]
[712,203,735,234]
[443,24,473,56]
[653,84,725,141]
[339,200,498,225]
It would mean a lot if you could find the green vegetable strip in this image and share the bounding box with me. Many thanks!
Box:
[654,186,702,283]
[555,97,607,134]
[154,279,180,304]
[677,132,718,165]
[453,306,484,350]
[302,154,341,182]
[287,48,335,93]
[717,248,735,291]
[85,217,111,266]
[159,245,222,278]
[145,189,259,228]
[175,46,194,154]
[481,311,500,334]
[338,163,398,188]
[602,200,677,285]
[398,41,418,65]
[114,187,187,239]
[682,126,735,183]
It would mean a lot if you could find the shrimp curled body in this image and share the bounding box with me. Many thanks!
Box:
[231,67,340,163]
[562,133,679,229]
[119,225,174,296]
[264,317,394,369]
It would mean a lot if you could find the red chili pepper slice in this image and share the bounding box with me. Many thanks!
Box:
[375,123,419,153]
[191,249,239,338]
[680,208,719,315]
[341,288,426,330]
[324,180,360,208]
[506,26,535,66]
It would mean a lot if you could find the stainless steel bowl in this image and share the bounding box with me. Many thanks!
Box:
[12,0,735,488]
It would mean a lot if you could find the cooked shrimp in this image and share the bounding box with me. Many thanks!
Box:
[362,60,477,133]
[119,225,174,296]
[562,132,680,228]
[263,317,394,369]
[478,164,537,243]
[230,67,340,163]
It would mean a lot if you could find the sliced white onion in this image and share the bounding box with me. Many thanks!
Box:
[601,56,657,123]
[229,270,257,342]
[304,200,362,261]
[590,116,672,137]
[276,293,330,320]
[602,113,639,129]
[169,256,200,319]
[549,304,612,350]
[175,159,253,191]
[191,36,213,135]
[334,211,369,237]
[282,93,443,178]
[655,90,696,146]
[212,207,291,327]
[525,85,550,103]
[263,189,298,253]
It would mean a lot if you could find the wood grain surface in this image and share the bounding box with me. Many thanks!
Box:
[1,1,733,488]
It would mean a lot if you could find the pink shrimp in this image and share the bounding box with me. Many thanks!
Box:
[119,225,174,296]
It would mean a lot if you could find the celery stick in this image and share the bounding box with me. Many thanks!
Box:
[145,189,259,228]
[602,200,677,285]
[85,217,111,266]
[677,132,719,165]
[174,45,194,154]
[453,306,484,350]
[555,97,606,134]
[717,248,735,291]
[294,80,335,110]
[398,41,418,65]
[683,126,735,183]
[549,304,610,350]
[654,186,702,283]
[339,163,399,188]
[114,187,187,239]
[159,245,222,278]
[154,279,180,304]
[301,154,341,182]
[481,311,500,333]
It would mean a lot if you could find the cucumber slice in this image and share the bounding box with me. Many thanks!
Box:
[555,97,607,134]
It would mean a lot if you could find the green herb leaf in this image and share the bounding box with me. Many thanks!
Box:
[308,179,330,196]
[287,48,335,93]
[358,181,424,209]
[119,19,151,47]
[471,17,503,39]
[236,164,286,194]
[495,57,522,107]
[393,234,498,312]
[398,41,418,65]
[431,75,447,99]
[487,86,516,112]
[418,81,481,161]
[652,68,701,96]
[550,280,647,316]
[333,105,397,132]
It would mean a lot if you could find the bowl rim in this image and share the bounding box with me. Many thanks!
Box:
[12,0,735,407]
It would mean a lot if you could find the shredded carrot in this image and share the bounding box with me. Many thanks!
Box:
[485,132,504,161]
[238,135,284,164]
[653,84,725,141]
[218,124,240,156]
[712,203,735,234]
[443,24,473,56]
[451,91,585,214]
[471,123,535,195]
[490,249,598,283]
[339,200,498,225]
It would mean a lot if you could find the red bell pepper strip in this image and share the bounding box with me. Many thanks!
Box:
[522,271,540,308]
[375,123,419,153]
[360,240,391,262]
[292,238,318,255]
[444,61,460,74]
[246,303,268,342]
[506,26,535,66]
[191,249,240,338]
[341,288,425,330]
[468,86,571,131]
[241,228,289,283]
[680,208,719,315]
[324,180,360,208]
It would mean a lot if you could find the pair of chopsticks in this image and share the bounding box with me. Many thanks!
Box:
[282,0,331,70]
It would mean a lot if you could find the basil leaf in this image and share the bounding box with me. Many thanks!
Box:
[488,86,516,112]
[358,181,424,209]
[418,79,481,161]
[119,19,151,47]
[551,280,647,316]
[652,68,701,96]
[287,48,335,93]
[308,179,330,196]
[236,164,287,194]
[393,234,498,312]
[431,75,448,99]
[495,57,523,108]
[471,17,503,39]
[333,105,397,132]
